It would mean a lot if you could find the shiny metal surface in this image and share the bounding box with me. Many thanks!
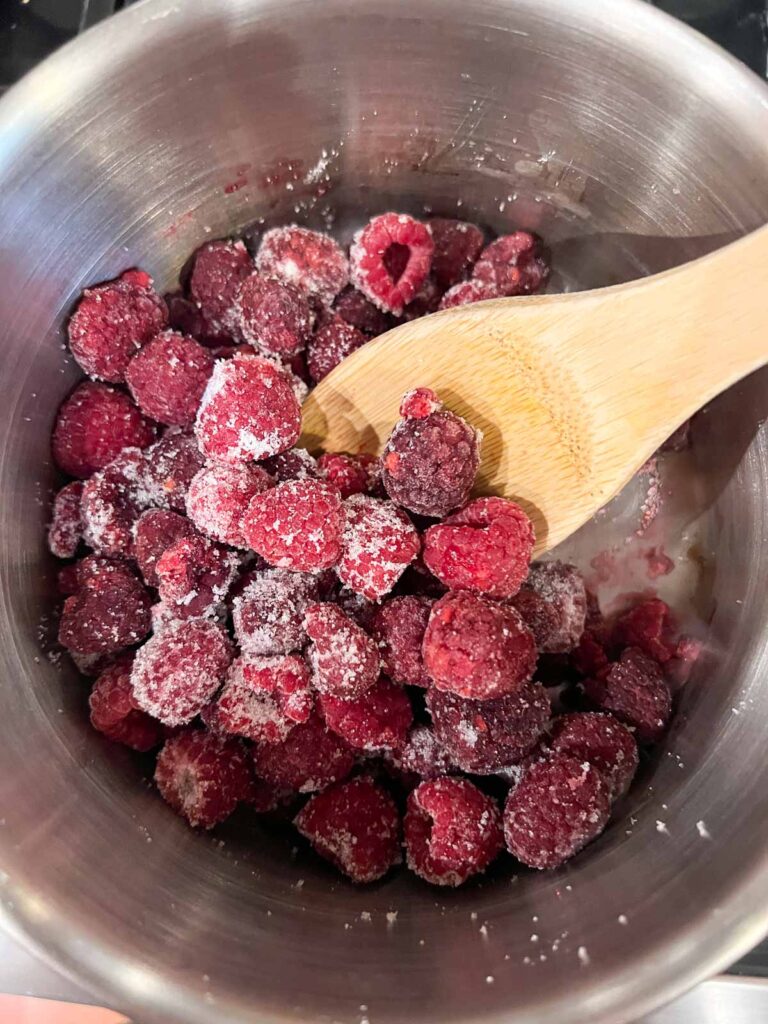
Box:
[1,1,768,1023]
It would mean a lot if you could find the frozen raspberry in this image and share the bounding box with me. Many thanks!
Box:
[613,598,675,664]
[242,479,344,572]
[573,630,610,677]
[334,586,377,631]
[232,569,319,655]
[155,728,252,829]
[186,461,272,547]
[60,553,137,595]
[503,755,610,869]
[305,603,380,700]
[68,269,168,382]
[133,509,196,586]
[253,713,355,793]
[234,274,313,357]
[244,777,293,813]
[261,447,320,483]
[381,401,480,517]
[143,430,205,511]
[399,387,442,420]
[371,595,433,687]
[423,592,536,700]
[306,314,368,383]
[549,712,638,802]
[295,776,400,883]
[336,494,420,600]
[427,683,551,773]
[404,778,503,886]
[89,656,164,751]
[208,653,312,744]
[195,353,301,465]
[423,497,534,599]
[189,239,253,335]
[318,452,379,499]
[472,232,550,296]
[438,279,501,309]
[401,276,442,320]
[131,619,233,725]
[398,726,454,778]
[256,226,349,306]
[58,565,151,655]
[428,218,485,290]
[512,561,587,653]
[350,213,434,315]
[333,286,393,336]
[165,291,223,345]
[52,382,156,479]
[48,481,84,558]
[155,534,238,616]
[125,330,214,427]
[584,647,672,743]
[319,677,413,751]
[80,449,153,557]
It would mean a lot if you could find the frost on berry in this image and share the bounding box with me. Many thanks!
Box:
[397,725,454,778]
[80,448,155,557]
[155,533,239,617]
[187,461,272,547]
[306,314,368,383]
[350,212,434,315]
[404,778,503,886]
[423,497,535,599]
[133,508,196,586]
[189,239,253,336]
[319,677,413,752]
[584,647,672,743]
[472,232,550,296]
[232,568,319,655]
[333,286,393,336]
[428,218,485,290]
[399,387,442,420]
[58,563,151,655]
[613,598,676,664]
[371,595,433,687]
[242,479,345,572]
[48,481,84,559]
[252,713,355,793]
[423,591,536,701]
[549,712,638,802]
[256,226,349,306]
[512,561,587,653]
[438,279,501,309]
[318,452,379,499]
[89,655,164,751]
[125,330,214,427]
[131,619,234,725]
[233,273,313,357]
[261,447,320,483]
[143,430,205,512]
[305,602,380,700]
[336,494,420,600]
[503,755,610,869]
[207,653,312,744]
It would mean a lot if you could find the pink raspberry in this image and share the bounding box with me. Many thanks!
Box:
[68,269,168,382]
[319,677,413,751]
[261,447,319,483]
[242,479,344,572]
[399,387,442,420]
[80,448,153,557]
[89,656,164,751]
[584,647,672,743]
[549,712,638,802]
[397,726,454,778]
[305,602,380,700]
[155,533,238,616]
[438,279,501,309]
[371,595,433,687]
[336,494,420,600]
[333,286,393,336]
[187,461,272,547]
[134,509,196,586]
[48,481,84,559]
[503,755,610,869]
[404,778,503,887]
[512,561,587,653]
[125,330,214,427]
[423,497,535,599]
[256,226,349,306]
[426,683,551,773]
[613,598,675,664]
[207,653,313,744]
[428,218,485,290]
[143,430,205,512]
[232,569,319,655]
[472,231,550,296]
[295,777,401,883]
[423,592,536,701]
[195,353,301,464]
[155,728,252,829]
[350,213,434,315]
[234,274,313,356]
[318,452,379,499]
[252,713,355,793]
[131,620,234,725]
[58,564,152,655]
[189,239,253,335]
[52,382,156,479]
[306,314,368,383]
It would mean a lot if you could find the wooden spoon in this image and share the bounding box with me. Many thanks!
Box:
[301,225,768,555]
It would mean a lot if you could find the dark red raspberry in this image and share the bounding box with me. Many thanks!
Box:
[319,677,413,751]
[397,726,454,778]
[134,509,196,586]
[511,561,587,653]
[89,656,164,751]
[195,353,301,464]
[295,776,400,883]
[404,778,503,887]
[318,452,379,499]
[398,387,441,420]
[438,279,501,309]
[381,399,480,517]
[336,494,420,600]
[125,330,214,427]
[253,713,355,793]
[143,430,205,512]
[60,554,137,595]
[335,586,378,631]
[48,481,84,558]
[401,276,443,320]
[68,269,168,382]
[186,461,272,547]
[256,226,349,306]
[350,213,434,315]
[613,598,675,664]
[428,218,485,290]
[189,239,253,335]
[426,683,551,773]
[261,447,319,483]
[503,755,611,869]
[208,653,312,744]
[58,565,151,655]
[244,776,293,813]
[584,647,672,743]
[234,274,313,357]
[52,382,156,479]
[165,291,225,346]
[155,533,238,616]
[232,569,319,655]
[549,712,638,801]
[306,314,368,383]
[423,497,535,599]
[242,479,344,572]
[80,448,153,557]
[371,595,433,687]
[472,232,550,296]
[573,630,610,677]
[155,727,252,829]
[333,286,393,336]
[305,602,380,700]
[423,592,536,701]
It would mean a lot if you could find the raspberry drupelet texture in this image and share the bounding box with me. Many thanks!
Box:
[438,279,501,309]
[125,330,214,427]
[208,653,313,744]
[189,239,253,336]
[472,232,550,296]
[89,655,164,751]
[397,725,454,778]
[143,430,205,512]
[404,778,503,887]
[319,677,413,752]
[371,595,433,687]
[186,461,272,547]
[81,448,155,558]
[512,560,587,653]
[613,598,675,664]
[295,776,401,883]
[549,712,639,802]
[333,286,393,337]
[155,533,238,617]
[336,494,420,600]
[234,274,314,357]
[318,452,379,499]
[232,569,319,655]
[195,353,301,464]
[48,481,85,559]
[133,508,196,586]
[261,447,320,483]
[256,226,349,306]
[584,647,672,743]
[422,591,537,701]
[306,315,368,383]
[350,212,435,315]
[58,561,152,655]
[503,755,611,869]
[68,269,168,383]
[428,218,485,290]
[252,712,356,793]
[423,497,535,599]
[305,602,380,701]
[242,479,345,572]
[155,727,253,829]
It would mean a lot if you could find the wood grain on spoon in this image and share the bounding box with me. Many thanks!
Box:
[302,224,768,554]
